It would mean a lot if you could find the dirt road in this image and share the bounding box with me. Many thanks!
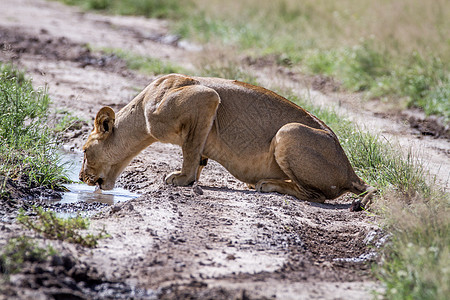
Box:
[1,0,448,299]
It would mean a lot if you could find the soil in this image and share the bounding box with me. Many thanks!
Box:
[0,0,449,299]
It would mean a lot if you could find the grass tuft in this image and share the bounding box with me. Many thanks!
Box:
[0,64,68,193]
[375,191,449,300]
[17,206,109,248]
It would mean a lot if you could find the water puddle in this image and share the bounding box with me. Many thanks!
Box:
[59,151,140,206]
[61,183,139,205]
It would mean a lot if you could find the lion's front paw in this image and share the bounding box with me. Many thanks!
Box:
[164,171,195,186]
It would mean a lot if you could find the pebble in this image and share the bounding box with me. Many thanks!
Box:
[192,184,203,195]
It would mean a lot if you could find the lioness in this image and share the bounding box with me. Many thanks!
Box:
[80,74,374,210]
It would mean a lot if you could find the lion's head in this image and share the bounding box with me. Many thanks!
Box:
[79,106,121,190]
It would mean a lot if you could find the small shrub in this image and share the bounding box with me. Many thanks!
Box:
[116,0,190,19]
[422,82,450,119]
[0,236,56,276]
[304,50,337,74]
[398,55,450,119]
[340,41,390,92]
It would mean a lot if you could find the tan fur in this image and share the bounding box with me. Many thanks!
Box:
[80,74,375,207]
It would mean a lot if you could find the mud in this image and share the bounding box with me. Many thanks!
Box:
[2,253,157,300]
[0,0,448,299]
[0,26,128,74]
[0,176,64,202]
[402,110,450,140]
[310,75,341,94]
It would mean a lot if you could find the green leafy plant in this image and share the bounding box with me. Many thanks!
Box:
[0,236,56,276]
[17,206,109,248]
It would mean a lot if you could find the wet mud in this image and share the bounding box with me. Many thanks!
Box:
[2,253,157,300]
[403,111,450,140]
[0,25,127,73]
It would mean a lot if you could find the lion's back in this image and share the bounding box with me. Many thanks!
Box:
[196,77,330,154]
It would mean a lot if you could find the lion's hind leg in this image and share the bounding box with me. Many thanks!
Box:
[270,122,356,203]
[349,183,377,211]
[256,179,326,203]
[196,156,208,181]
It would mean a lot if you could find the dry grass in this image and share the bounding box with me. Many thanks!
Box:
[175,0,449,118]
[192,0,449,59]
[41,1,450,297]
[375,190,449,300]
[56,0,450,117]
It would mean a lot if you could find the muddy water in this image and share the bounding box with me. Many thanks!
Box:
[60,151,139,205]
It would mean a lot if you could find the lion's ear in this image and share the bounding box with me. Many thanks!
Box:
[94,106,115,138]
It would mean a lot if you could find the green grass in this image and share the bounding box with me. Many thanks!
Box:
[303,45,450,119]
[274,88,448,300]
[56,0,450,119]
[0,236,56,277]
[197,57,258,86]
[376,191,449,300]
[275,89,431,197]
[17,206,109,248]
[51,109,86,134]
[99,47,185,75]
[55,0,190,19]
[0,64,68,195]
